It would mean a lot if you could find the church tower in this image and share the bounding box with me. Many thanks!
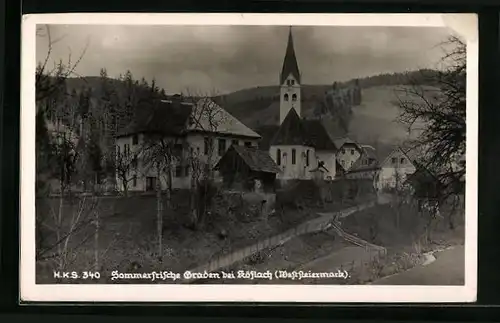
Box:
[279,27,301,125]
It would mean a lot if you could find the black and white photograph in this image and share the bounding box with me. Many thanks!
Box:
[21,13,477,302]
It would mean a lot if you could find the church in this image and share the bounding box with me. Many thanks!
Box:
[262,28,339,181]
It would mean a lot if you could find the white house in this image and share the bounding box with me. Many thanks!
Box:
[115,96,261,192]
[267,28,338,181]
[334,137,363,173]
[374,146,417,191]
[346,145,379,180]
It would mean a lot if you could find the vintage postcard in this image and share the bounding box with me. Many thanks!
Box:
[21,13,477,303]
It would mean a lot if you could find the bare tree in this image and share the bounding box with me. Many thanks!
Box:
[183,91,229,229]
[36,25,89,104]
[141,132,180,262]
[115,146,138,197]
[396,36,466,199]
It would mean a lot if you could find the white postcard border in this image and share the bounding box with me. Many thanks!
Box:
[20,13,478,303]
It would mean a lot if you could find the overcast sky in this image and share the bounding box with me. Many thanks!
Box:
[36,25,455,94]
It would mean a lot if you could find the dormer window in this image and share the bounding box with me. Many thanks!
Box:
[292,94,297,101]
[290,79,295,85]
[284,93,289,101]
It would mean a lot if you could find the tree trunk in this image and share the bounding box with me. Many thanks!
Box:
[94,207,99,271]
[189,178,198,228]
[156,166,163,262]
[122,180,128,197]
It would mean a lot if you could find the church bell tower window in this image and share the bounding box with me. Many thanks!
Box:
[292,94,297,101]
[284,93,289,101]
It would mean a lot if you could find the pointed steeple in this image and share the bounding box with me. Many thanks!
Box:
[280,27,301,85]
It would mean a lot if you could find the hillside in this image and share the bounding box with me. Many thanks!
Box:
[218,84,435,147]
[52,69,437,150]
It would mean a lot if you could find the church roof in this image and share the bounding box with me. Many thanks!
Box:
[254,116,338,151]
[302,120,337,151]
[270,108,312,146]
[280,28,301,85]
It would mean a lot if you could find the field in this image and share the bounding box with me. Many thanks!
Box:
[35,182,368,284]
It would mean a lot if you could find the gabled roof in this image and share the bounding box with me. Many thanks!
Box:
[349,146,380,173]
[215,145,281,174]
[379,144,420,168]
[256,116,337,151]
[280,27,301,85]
[117,98,261,139]
[333,137,360,150]
[270,108,312,146]
[254,124,280,150]
[188,98,261,139]
[116,100,193,138]
[302,120,337,151]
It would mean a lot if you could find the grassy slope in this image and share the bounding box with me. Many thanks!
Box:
[220,84,426,156]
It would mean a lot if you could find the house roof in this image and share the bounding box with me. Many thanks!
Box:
[116,100,193,138]
[280,28,301,85]
[270,108,313,146]
[378,142,422,168]
[332,137,359,150]
[215,145,281,174]
[187,98,261,139]
[254,124,280,150]
[349,146,381,173]
[117,97,261,139]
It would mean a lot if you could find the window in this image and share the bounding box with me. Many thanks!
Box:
[184,165,190,176]
[350,161,353,167]
[306,150,309,167]
[175,166,183,177]
[341,160,345,167]
[132,134,138,145]
[341,148,345,154]
[132,175,137,187]
[231,139,238,146]
[291,80,295,85]
[292,94,297,101]
[204,137,209,155]
[400,158,405,164]
[218,138,226,156]
[245,141,252,147]
[276,149,281,166]
[351,149,355,155]
[284,93,289,101]
[391,157,397,164]
[291,149,296,165]
[117,145,121,157]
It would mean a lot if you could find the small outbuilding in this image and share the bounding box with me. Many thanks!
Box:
[214,145,281,192]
